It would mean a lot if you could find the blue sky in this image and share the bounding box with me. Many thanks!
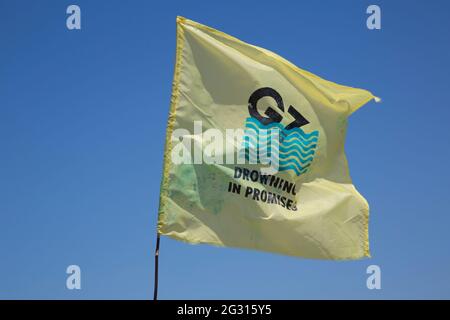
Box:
[1,0,450,299]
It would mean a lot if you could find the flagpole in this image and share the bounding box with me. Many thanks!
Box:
[153,232,161,300]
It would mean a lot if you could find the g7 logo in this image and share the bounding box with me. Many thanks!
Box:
[248,87,309,130]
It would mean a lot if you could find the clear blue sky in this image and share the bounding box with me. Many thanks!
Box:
[1,0,450,299]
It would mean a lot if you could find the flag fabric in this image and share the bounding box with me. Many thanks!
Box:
[157,16,379,259]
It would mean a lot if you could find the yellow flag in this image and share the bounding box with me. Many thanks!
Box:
[157,16,379,259]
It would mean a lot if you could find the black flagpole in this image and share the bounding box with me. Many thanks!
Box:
[153,232,161,300]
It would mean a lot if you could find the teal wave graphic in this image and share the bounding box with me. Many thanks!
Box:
[242,117,319,176]
[243,139,318,154]
[246,117,319,139]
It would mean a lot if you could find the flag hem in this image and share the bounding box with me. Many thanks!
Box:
[157,17,185,232]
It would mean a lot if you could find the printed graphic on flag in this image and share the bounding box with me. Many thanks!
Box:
[242,117,319,176]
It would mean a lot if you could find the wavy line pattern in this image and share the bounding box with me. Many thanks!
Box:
[241,117,319,176]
